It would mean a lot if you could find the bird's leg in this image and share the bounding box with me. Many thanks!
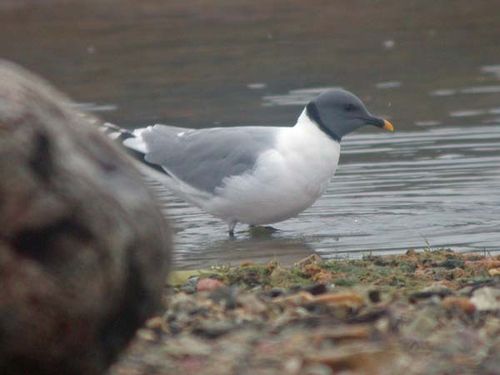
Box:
[228,221,237,237]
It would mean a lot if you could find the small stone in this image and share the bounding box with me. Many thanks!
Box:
[240,261,256,267]
[304,283,328,296]
[435,259,465,269]
[192,321,235,339]
[488,268,500,277]
[368,290,381,303]
[164,336,212,357]
[470,287,500,311]
[283,356,302,374]
[409,285,453,303]
[237,294,267,314]
[208,286,239,309]
[268,288,286,298]
[308,292,364,309]
[180,276,199,294]
[311,325,371,343]
[145,316,166,331]
[442,297,476,314]
[270,265,291,285]
[295,254,323,268]
[197,278,225,292]
[136,328,157,342]
[302,363,333,375]
[311,270,333,284]
[304,344,386,373]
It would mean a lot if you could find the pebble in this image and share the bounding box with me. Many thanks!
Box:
[181,276,199,294]
[488,268,500,277]
[442,297,476,314]
[197,278,225,292]
[470,287,500,311]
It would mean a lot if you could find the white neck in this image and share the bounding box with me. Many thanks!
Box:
[293,108,335,142]
[276,107,341,181]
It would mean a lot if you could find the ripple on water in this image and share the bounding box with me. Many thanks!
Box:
[431,85,500,96]
[375,81,402,89]
[481,65,500,78]
[415,120,441,127]
[72,102,118,112]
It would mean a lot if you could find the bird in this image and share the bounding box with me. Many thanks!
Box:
[101,89,394,236]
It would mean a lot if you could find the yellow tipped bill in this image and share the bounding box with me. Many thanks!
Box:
[383,119,395,132]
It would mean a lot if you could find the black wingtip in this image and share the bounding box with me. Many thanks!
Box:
[101,123,170,177]
[100,122,135,143]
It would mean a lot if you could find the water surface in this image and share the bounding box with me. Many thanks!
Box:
[1,1,499,267]
[160,124,500,268]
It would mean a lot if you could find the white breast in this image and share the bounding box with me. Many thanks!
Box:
[208,110,341,225]
[276,110,341,198]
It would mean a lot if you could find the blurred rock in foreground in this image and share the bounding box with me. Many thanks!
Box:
[0,60,171,375]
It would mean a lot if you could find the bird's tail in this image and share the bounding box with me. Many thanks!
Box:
[99,122,135,143]
[99,122,168,177]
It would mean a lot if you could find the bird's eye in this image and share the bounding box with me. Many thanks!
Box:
[344,104,357,112]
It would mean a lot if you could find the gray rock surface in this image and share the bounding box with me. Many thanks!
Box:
[0,60,171,375]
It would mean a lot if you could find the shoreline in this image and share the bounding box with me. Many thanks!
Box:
[112,249,500,375]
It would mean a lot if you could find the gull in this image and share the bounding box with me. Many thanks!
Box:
[102,89,394,236]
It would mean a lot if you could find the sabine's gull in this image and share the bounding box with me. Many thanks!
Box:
[102,89,394,235]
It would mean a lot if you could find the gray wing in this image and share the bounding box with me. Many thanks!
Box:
[140,125,280,194]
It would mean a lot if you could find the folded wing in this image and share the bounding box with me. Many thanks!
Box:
[124,124,279,194]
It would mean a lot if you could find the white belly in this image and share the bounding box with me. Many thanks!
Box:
[205,113,341,224]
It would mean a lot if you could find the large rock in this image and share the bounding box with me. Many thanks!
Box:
[0,60,171,374]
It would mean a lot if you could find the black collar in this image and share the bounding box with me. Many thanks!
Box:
[306,102,341,142]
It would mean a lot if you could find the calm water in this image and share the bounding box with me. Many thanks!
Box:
[1,1,499,268]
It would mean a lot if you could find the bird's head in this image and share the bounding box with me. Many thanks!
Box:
[306,89,394,141]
